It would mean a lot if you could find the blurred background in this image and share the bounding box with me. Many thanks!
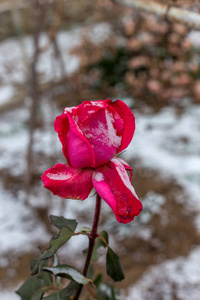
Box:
[0,0,200,299]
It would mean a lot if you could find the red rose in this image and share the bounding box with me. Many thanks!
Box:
[42,99,142,224]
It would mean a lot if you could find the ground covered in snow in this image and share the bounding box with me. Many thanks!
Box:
[1,99,200,300]
[0,21,200,300]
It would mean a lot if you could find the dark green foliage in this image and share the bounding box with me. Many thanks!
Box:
[42,282,80,300]
[16,277,47,300]
[83,230,109,261]
[60,281,80,299]
[106,248,124,282]
[43,291,62,300]
[17,216,124,300]
[31,217,77,276]
[50,215,77,231]
[89,48,129,87]
[94,274,120,300]
[43,265,93,285]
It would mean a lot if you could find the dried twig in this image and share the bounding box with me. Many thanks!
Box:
[25,0,43,197]
[113,0,200,29]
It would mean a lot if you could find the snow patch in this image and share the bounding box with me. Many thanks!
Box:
[88,23,112,44]
[82,109,122,148]
[127,247,200,300]
[0,185,50,255]
[126,104,200,227]
[64,106,76,114]
[46,171,72,181]
[0,85,15,106]
[91,101,105,107]
[94,172,104,182]
[187,30,200,48]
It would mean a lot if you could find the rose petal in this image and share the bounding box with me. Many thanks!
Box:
[54,113,69,151]
[67,114,96,168]
[92,171,117,214]
[77,106,120,167]
[42,164,93,200]
[115,157,133,181]
[54,112,95,168]
[110,100,135,153]
[92,157,142,224]
[54,100,135,169]
[73,100,108,123]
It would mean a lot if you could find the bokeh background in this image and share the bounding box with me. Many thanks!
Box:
[1,0,200,299]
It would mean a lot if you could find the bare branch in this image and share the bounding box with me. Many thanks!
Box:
[0,1,27,13]
[25,0,43,197]
[114,0,200,29]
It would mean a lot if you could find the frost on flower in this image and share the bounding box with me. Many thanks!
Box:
[42,99,143,223]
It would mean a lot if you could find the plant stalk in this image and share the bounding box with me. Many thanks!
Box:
[73,193,101,300]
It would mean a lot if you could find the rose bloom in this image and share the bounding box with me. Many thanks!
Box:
[42,99,142,224]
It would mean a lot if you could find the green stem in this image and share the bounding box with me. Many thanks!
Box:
[73,193,101,300]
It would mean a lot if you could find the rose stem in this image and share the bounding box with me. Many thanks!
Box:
[73,193,101,300]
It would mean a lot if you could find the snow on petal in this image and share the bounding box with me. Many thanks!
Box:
[42,164,93,200]
[78,107,119,167]
[111,157,137,198]
[92,158,142,224]
[115,157,133,181]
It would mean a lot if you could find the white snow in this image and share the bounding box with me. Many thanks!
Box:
[94,172,104,182]
[0,85,15,106]
[64,106,76,114]
[91,101,105,107]
[187,30,200,48]
[82,109,122,148]
[127,246,200,300]
[88,23,112,44]
[46,170,72,181]
[0,29,81,87]
[0,185,50,256]
[105,109,122,148]
[126,105,200,223]
[0,291,19,300]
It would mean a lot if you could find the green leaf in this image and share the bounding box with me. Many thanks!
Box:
[96,282,119,300]
[92,241,101,261]
[93,273,103,287]
[16,277,47,300]
[48,226,74,253]
[96,231,109,249]
[38,270,53,286]
[31,253,52,276]
[43,281,80,300]
[31,226,75,275]
[92,231,109,260]
[106,248,124,282]
[60,281,80,299]
[43,291,62,300]
[84,231,109,261]
[43,265,93,286]
[50,215,77,231]
[31,290,45,300]
[100,231,109,246]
